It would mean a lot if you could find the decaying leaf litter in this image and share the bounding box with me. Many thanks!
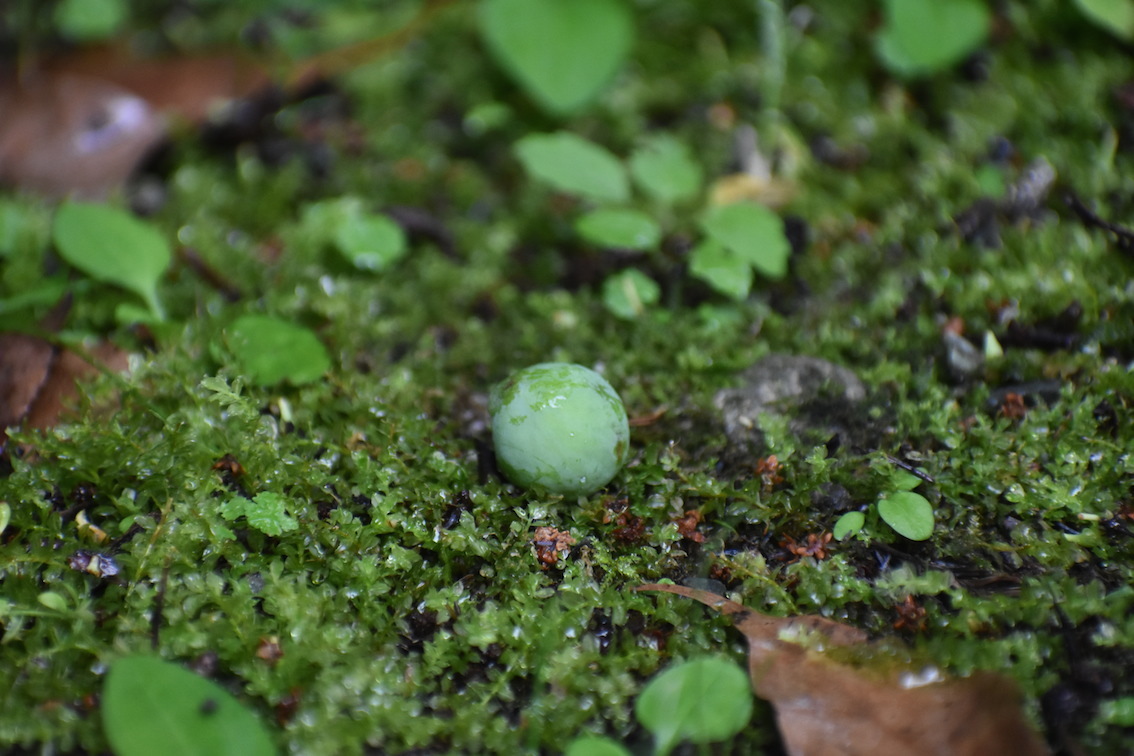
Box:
[2,1,1134,754]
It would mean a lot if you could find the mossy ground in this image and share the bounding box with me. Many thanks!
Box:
[2,1,1134,753]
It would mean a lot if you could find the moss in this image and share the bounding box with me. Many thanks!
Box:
[3,0,1134,753]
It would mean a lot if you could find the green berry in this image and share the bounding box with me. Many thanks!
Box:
[489,362,630,496]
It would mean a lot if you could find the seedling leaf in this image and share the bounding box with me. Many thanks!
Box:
[52,202,171,317]
[833,511,865,541]
[1074,0,1134,40]
[576,208,660,250]
[635,657,753,756]
[333,212,407,272]
[226,315,331,387]
[875,0,991,77]
[602,269,660,319]
[515,133,629,203]
[689,239,753,300]
[877,491,935,541]
[699,202,789,280]
[479,0,633,115]
[102,655,277,756]
[629,136,703,204]
[564,736,632,756]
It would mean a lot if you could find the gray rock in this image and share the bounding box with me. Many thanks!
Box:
[714,354,867,454]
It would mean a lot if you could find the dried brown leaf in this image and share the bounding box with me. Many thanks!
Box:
[637,582,1050,756]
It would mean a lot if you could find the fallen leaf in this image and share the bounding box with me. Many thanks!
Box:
[637,583,1050,756]
[0,332,130,452]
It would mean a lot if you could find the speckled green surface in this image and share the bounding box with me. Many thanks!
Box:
[2,1,1134,753]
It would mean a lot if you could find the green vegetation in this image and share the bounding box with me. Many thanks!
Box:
[2,0,1134,753]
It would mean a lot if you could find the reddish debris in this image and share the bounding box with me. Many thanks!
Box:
[532,526,577,568]
[782,532,833,561]
[673,510,706,543]
[893,594,928,633]
[255,636,284,666]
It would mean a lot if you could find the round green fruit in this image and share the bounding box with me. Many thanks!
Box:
[489,362,630,496]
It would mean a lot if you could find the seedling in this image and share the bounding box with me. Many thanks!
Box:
[834,467,936,542]
[51,201,171,320]
[514,131,790,315]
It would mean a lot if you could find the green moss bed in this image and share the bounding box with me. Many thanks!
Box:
[2,1,1134,753]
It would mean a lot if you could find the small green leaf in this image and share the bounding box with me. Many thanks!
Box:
[878,491,935,541]
[226,315,331,387]
[55,0,127,40]
[689,239,752,300]
[890,470,923,491]
[564,736,632,756]
[576,208,660,250]
[37,591,68,612]
[875,0,991,77]
[52,202,171,317]
[602,269,660,320]
[699,202,789,280]
[515,133,629,203]
[333,212,407,272]
[629,136,703,204]
[479,0,633,115]
[1074,0,1134,40]
[103,656,277,756]
[833,511,865,541]
[635,657,753,756]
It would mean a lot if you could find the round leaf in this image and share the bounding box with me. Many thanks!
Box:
[515,133,629,203]
[576,208,660,250]
[635,657,753,755]
[333,212,407,272]
[1074,0,1134,40]
[602,269,660,320]
[875,0,991,77]
[629,136,703,204]
[565,736,632,756]
[878,491,935,541]
[699,202,789,280]
[102,656,276,756]
[688,239,752,301]
[52,202,171,317]
[479,0,633,115]
[226,315,331,387]
[833,511,865,541]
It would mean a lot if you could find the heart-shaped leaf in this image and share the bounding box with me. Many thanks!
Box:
[875,0,991,77]
[699,202,790,280]
[102,655,277,756]
[479,0,634,116]
[52,202,171,317]
[878,490,935,541]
